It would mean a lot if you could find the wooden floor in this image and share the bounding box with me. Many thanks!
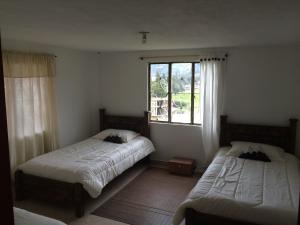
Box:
[93,167,200,225]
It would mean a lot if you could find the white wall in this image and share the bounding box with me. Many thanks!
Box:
[224,46,300,157]
[3,40,299,166]
[98,51,205,165]
[98,45,300,167]
[2,39,101,147]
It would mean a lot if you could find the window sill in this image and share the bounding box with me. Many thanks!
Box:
[149,121,202,127]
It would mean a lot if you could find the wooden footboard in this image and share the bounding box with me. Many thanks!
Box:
[185,208,261,225]
[15,155,151,217]
[15,170,87,217]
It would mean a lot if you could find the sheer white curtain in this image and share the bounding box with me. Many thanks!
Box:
[200,59,225,164]
[3,51,58,172]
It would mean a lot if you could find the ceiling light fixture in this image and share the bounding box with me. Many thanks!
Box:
[139,31,150,44]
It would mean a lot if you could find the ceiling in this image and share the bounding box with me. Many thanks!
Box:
[1,0,300,51]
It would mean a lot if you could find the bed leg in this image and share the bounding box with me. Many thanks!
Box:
[74,183,85,217]
[15,170,25,201]
[185,208,193,225]
[145,155,151,164]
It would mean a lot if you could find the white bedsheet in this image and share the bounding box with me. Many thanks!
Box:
[14,207,66,225]
[18,136,155,198]
[173,148,300,225]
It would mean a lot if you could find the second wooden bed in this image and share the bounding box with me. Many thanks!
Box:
[183,115,298,225]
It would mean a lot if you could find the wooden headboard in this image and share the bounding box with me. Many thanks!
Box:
[99,109,150,139]
[219,115,298,154]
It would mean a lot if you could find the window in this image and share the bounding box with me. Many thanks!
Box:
[7,77,49,136]
[148,62,201,125]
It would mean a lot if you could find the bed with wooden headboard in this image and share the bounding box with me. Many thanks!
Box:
[182,115,299,225]
[99,108,150,138]
[219,115,297,154]
[15,108,152,217]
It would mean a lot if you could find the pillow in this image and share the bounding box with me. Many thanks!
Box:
[93,129,115,140]
[93,129,140,143]
[226,141,285,161]
[103,135,124,144]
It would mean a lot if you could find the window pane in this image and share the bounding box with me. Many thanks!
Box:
[171,63,192,123]
[194,63,201,124]
[150,64,169,121]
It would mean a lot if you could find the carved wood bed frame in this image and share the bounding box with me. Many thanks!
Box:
[186,115,298,225]
[15,108,151,217]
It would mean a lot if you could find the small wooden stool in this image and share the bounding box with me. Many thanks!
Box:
[168,157,196,176]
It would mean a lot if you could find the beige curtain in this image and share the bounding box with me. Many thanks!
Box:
[3,51,58,172]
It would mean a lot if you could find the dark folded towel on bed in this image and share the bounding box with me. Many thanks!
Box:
[104,135,124,144]
[238,151,271,162]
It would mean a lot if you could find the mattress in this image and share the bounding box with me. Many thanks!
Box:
[18,136,155,198]
[14,207,66,225]
[173,148,300,225]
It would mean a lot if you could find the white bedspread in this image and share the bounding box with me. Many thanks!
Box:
[14,207,66,225]
[18,136,155,198]
[173,148,300,225]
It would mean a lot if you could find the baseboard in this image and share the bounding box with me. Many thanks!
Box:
[150,159,168,169]
[195,166,207,174]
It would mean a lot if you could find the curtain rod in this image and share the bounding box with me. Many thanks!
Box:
[139,53,228,61]
[3,50,58,58]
